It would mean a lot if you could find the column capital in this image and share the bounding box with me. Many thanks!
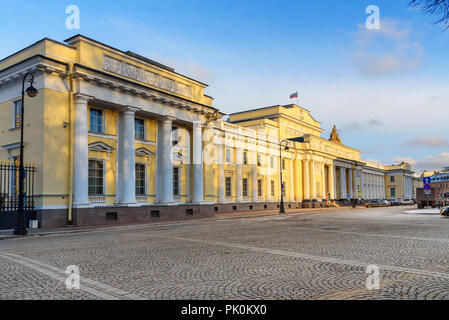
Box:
[74,93,94,103]
[123,106,140,115]
[161,115,177,123]
[192,120,203,128]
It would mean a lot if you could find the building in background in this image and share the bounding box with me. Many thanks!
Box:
[426,167,449,201]
[0,35,421,228]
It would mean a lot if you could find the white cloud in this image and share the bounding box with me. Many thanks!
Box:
[394,152,449,172]
[401,137,449,148]
[353,18,423,76]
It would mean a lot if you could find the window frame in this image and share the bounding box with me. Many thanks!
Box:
[225,177,232,198]
[271,180,275,197]
[135,163,147,196]
[12,100,22,129]
[89,108,104,134]
[135,118,145,141]
[258,179,263,197]
[242,178,248,197]
[173,166,181,196]
[88,159,105,196]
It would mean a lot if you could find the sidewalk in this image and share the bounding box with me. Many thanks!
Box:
[0,205,366,240]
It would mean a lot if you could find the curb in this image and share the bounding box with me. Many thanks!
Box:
[0,206,366,240]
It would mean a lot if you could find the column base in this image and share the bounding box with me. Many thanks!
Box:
[73,203,93,209]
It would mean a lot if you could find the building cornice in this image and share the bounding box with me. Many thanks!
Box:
[72,63,221,119]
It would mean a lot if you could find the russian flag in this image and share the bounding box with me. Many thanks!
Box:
[290,92,298,99]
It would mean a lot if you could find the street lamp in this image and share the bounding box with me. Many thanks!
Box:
[279,140,289,214]
[279,137,306,214]
[13,72,38,236]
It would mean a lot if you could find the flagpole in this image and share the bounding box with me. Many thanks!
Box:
[297,89,299,106]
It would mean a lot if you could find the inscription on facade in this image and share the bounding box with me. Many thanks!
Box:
[103,55,193,98]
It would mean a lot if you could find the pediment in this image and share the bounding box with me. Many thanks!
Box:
[136,147,155,157]
[88,141,115,153]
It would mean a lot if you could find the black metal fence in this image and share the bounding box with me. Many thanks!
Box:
[0,161,35,212]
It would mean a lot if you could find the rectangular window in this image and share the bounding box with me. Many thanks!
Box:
[270,157,274,169]
[282,159,286,170]
[257,154,262,167]
[88,160,104,196]
[391,188,396,197]
[243,178,248,197]
[135,119,145,140]
[243,152,248,165]
[258,179,263,197]
[14,100,22,128]
[225,177,232,197]
[225,149,232,163]
[390,176,395,183]
[173,167,180,196]
[172,126,179,146]
[271,180,275,197]
[135,164,146,196]
[89,108,103,133]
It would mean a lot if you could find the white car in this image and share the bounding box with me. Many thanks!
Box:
[382,200,391,206]
[402,199,414,205]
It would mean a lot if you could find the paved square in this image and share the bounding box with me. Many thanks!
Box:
[1,206,449,300]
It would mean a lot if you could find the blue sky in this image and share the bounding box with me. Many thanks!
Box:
[1,0,448,173]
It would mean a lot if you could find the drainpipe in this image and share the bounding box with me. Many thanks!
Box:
[66,63,75,227]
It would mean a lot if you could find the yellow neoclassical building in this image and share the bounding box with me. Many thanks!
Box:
[0,35,420,228]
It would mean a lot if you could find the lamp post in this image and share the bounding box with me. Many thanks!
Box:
[13,72,38,236]
[278,137,306,214]
[279,140,289,214]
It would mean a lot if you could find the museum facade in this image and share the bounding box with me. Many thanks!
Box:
[0,35,422,228]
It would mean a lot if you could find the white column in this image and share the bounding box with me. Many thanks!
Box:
[348,168,353,199]
[321,163,326,200]
[310,160,316,200]
[159,116,175,204]
[120,107,138,204]
[361,171,365,199]
[217,141,225,203]
[303,159,310,200]
[339,167,346,200]
[289,159,295,202]
[73,94,91,206]
[192,121,204,203]
[329,164,335,200]
[236,146,243,202]
[266,154,272,202]
[252,151,258,202]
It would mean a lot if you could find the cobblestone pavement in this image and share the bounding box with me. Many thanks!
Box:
[1,206,449,300]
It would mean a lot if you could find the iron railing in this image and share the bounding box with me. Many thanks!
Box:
[0,161,35,212]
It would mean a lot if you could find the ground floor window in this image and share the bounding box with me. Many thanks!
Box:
[271,180,275,197]
[390,187,396,197]
[243,178,248,197]
[173,167,180,196]
[135,164,146,196]
[258,179,263,197]
[225,177,232,197]
[88,160,104,196]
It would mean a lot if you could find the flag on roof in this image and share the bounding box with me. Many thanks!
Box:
[290,92,298,99]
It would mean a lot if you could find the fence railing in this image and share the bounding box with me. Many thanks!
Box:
[0,161,36,212]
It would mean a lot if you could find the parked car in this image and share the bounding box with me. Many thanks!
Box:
[389,199,399,206]
[440,206,449,217]
[402,199,414,206]
[366,200,387,208]
[395,198,404,205]
[381,200,391,206]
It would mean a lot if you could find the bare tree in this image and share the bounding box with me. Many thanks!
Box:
[409,0,449,28]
